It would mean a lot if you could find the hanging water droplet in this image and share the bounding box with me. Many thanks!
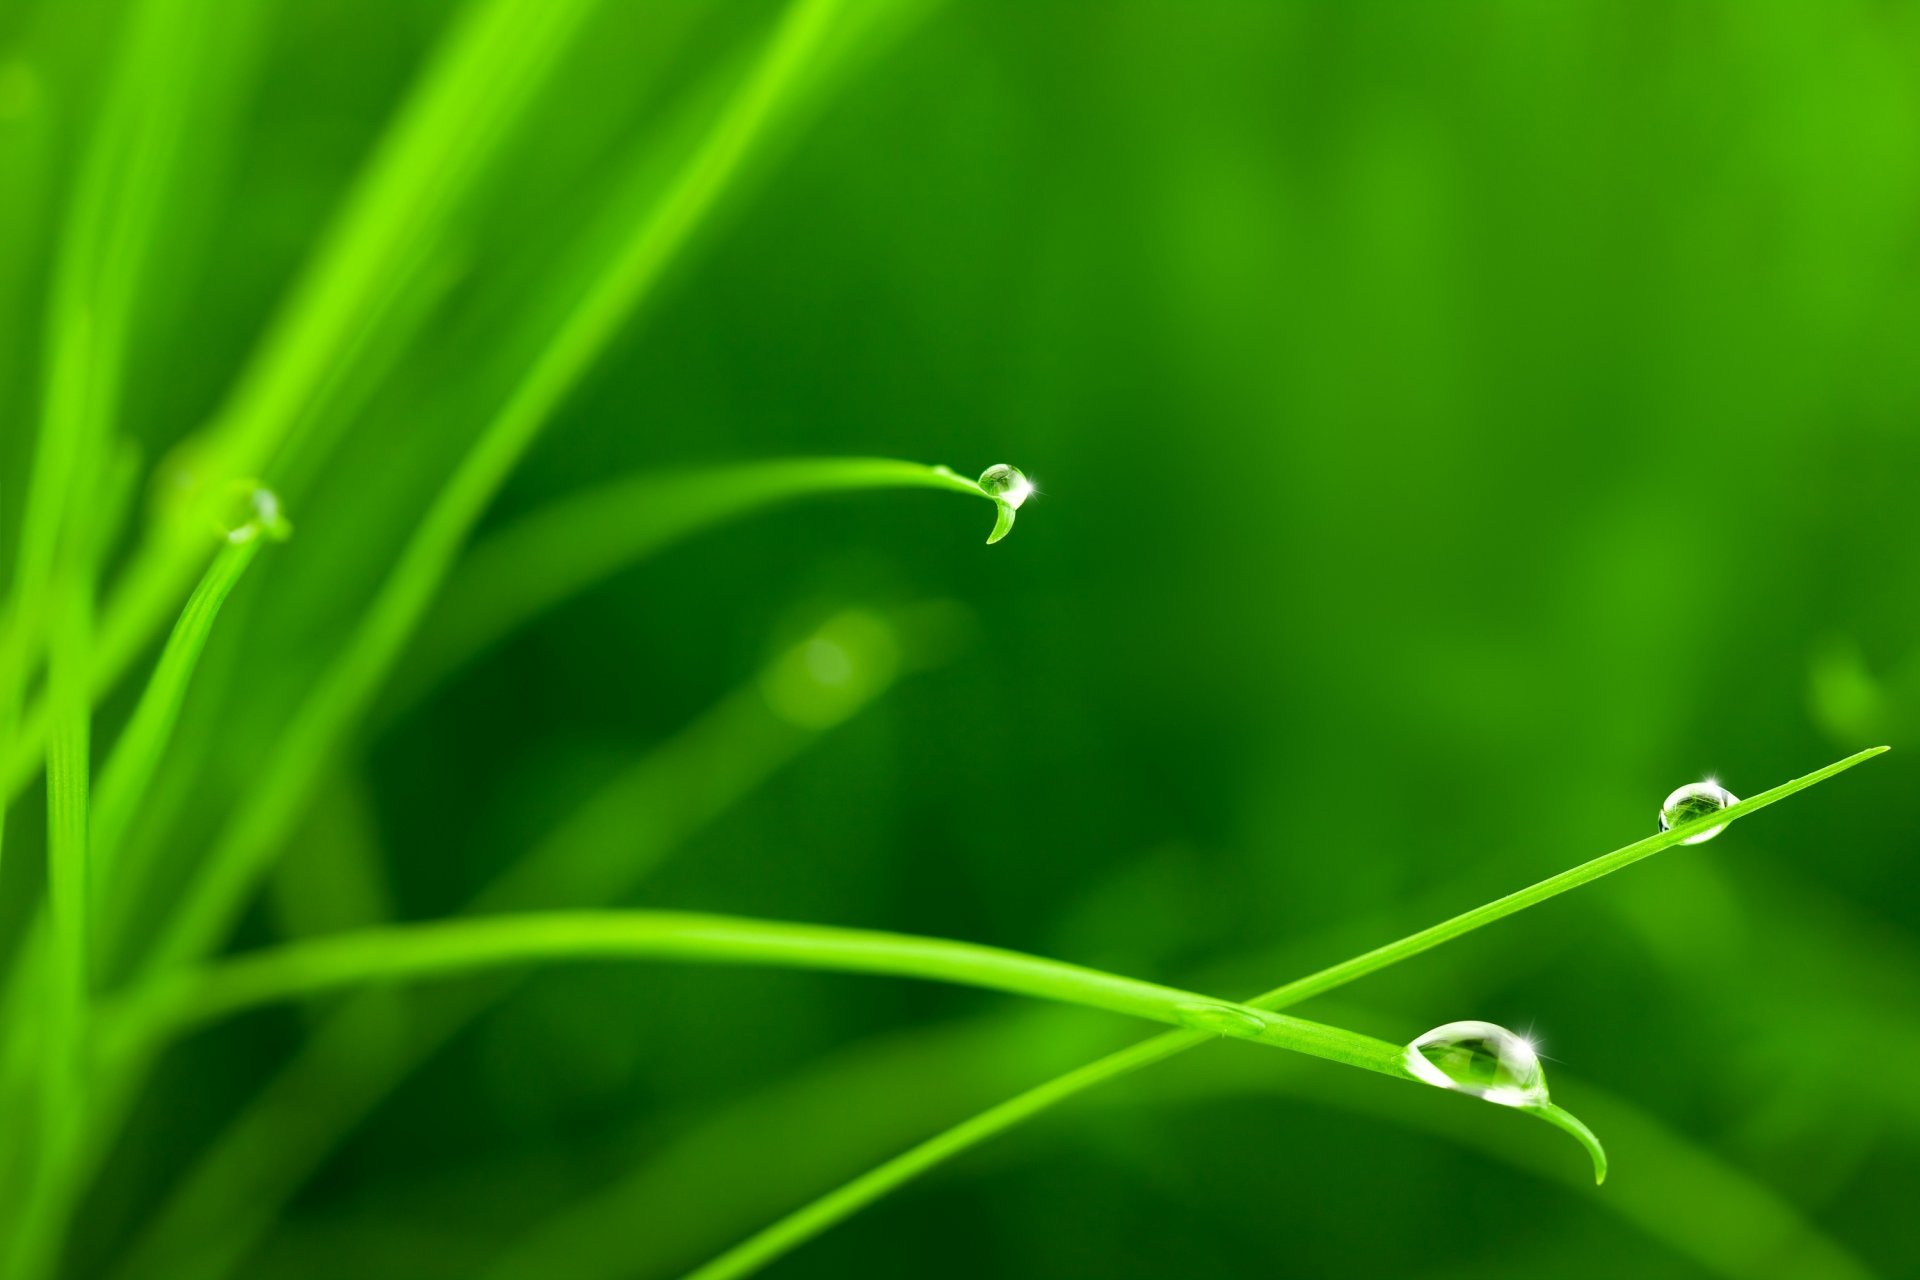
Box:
[1174,1002,1267,1038]
[977,464,1033,510]
[1403,1020,1548,1108]
[976,465,1033,545]
[214,480,293,545]
[1658,780,1738,845]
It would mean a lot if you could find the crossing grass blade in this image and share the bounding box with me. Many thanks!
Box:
[677,746,1887,1279]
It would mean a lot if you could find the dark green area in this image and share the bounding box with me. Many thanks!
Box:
[1,1,1915,1277]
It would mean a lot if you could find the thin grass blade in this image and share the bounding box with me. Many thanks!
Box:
[678,745,1888,1279]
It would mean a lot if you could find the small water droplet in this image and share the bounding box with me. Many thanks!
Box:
[215,480,293,545]
[1658,781,1738,845]
[1174,1002,1266,1038]
[1403,1020,1548,1108]
[977,464,1033,510]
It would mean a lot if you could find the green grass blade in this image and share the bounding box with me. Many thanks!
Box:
[1534,1103,1607,1183]
[0,0,206,888]
[142,0,853,976]
[482,1013,1048,1280]
[6,570,96,1278]
[118,911,1402,1079]
[1238,744,1890,1010]
[109,911,1602,1184]
[92,523,278,920]
[680,745,1888,1278]
[107,606,929,1280]
[394,459,1002,713]
[494,993,1862,1280]
[43,577,93,1009]
[174,0,600,498]
[0,0,599,810]
[0,2,215,1252]
[1112,1031,1873,1280]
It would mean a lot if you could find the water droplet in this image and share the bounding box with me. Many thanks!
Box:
[976,465,1033,545]
[1403,1020,1548,1108]
[215,480,293,545]
[977,464,1033,510]
[1174,1002,1266,1038]
[1658,781,1738,845]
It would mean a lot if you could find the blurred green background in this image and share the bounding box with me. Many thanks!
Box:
[2,1,1917,1277]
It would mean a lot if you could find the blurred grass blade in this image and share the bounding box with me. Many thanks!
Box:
[93,529,276,928]
[0,0,599,807]
[0,0,208,883]
[491,1002,1861,1280]
[394,458,1000,712]
[200,0,599,483]
[484,1013,1051,1280]
[143,0,854,975]
[11,533,104,1280]
[109,605,932,1280]
[0,0,218,1257]
[42,578,93,1009]
[681,746,1888,1279]
[7,562,96,1277]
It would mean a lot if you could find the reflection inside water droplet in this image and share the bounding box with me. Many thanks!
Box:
[977,464,1032,510]
[1174,1002,1266,1038]
[1658,781,1738,845]
[1403,1020,1548,1108]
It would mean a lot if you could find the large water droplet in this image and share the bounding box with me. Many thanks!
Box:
[976,465,1032,545]
[977,464,1032,509]
[1174,1002,1266,1038]
[1403,1020,1547,1108]
[1658,781,1738,845]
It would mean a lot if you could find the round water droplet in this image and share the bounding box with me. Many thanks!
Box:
[1658,781,1738,845]
[1403,1020,1547,1108]
[1174,1002,1266,1038]
[977,464,1033,510]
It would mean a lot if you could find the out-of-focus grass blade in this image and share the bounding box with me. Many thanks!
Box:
[484,1003,1865,1280]
[677,746,1888,1279]
[0,0,603,807]
[107,605,930,1280]
[139,0,857,976]
[94,528,278,943]
[0,0,211,883]
[391,458,999,715]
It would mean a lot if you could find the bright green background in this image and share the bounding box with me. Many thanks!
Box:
[2,2,1917,1277]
